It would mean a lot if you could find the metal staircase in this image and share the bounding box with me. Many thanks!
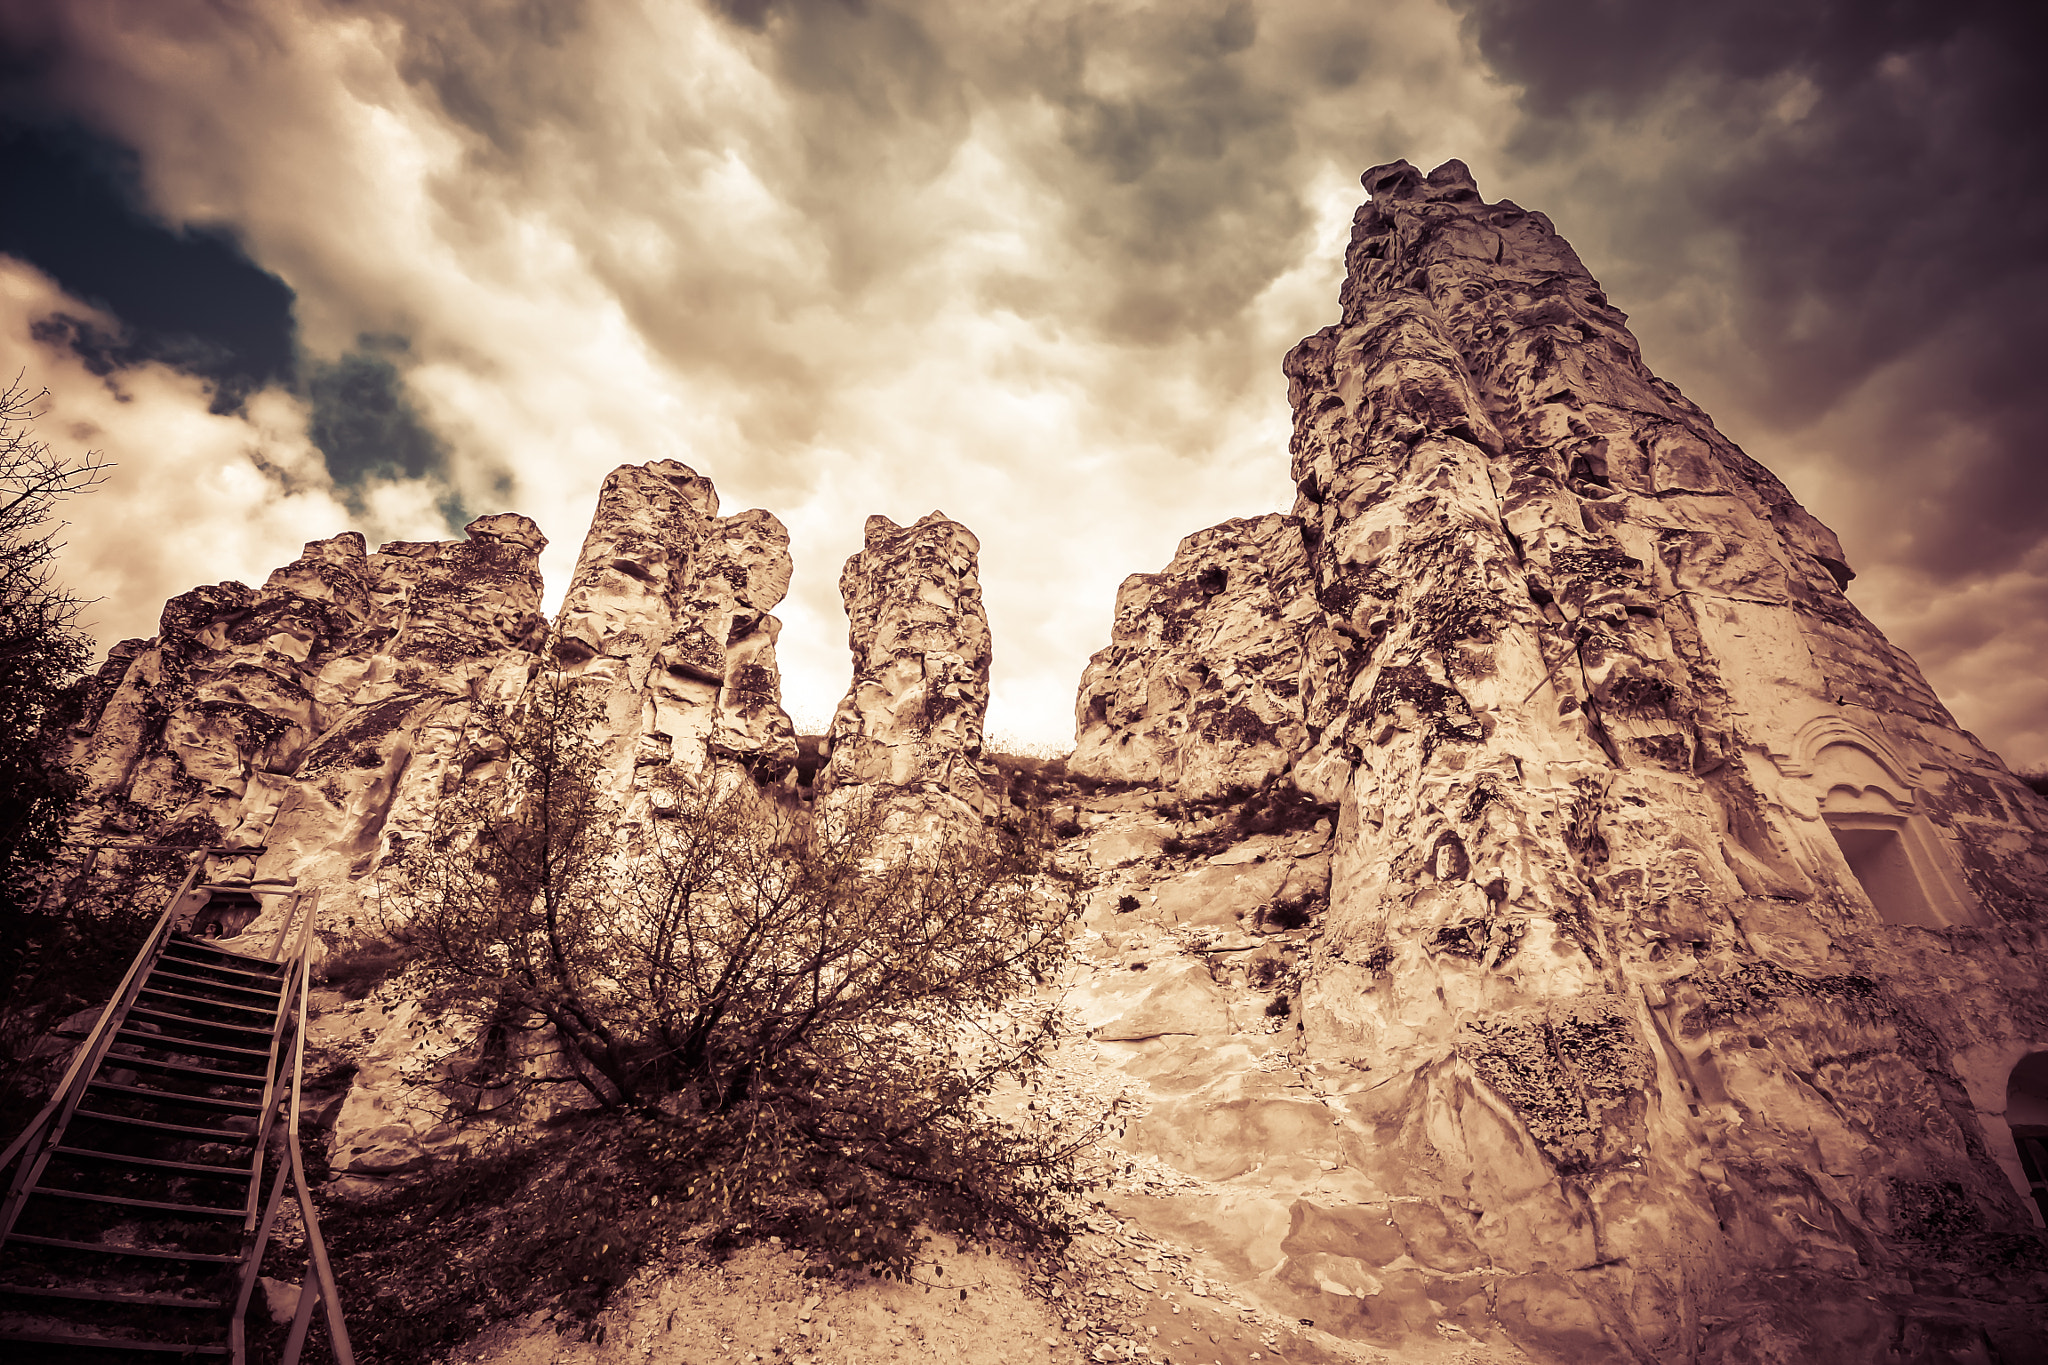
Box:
[0,859,353,1362]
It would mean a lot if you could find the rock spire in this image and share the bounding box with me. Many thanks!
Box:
[1070,157,2048,1362]
[551,459,798,801]
[62,515,550,929]
[817,511,995,827]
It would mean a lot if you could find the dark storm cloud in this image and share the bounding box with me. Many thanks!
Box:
[306,336,464,524]
[378,0,593,164]
[1447,0,2048,763]
[0,119,297,410]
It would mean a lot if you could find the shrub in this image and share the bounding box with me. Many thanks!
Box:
[1229,782,1335,838]
[381,668,1095,1302]
[0,842,193,1149]
[324,1123,655,1356]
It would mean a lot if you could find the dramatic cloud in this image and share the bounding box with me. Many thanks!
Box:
[1,0,2041,764]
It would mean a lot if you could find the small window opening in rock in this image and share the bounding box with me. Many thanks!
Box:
[1196,566,1228,596]
[1825,815,1943,928]
[2006,1053,2048,1228]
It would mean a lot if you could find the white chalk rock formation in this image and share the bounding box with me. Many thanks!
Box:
[1069,513,1349,802]
[817,512,994,825]
[61,516,550,931]
[1068,159,2048,1364]
[550,460,798,797]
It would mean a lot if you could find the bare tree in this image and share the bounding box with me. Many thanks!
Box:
[384,666,1094,1270]
[0,377,115,1135]
[0,374,111,910]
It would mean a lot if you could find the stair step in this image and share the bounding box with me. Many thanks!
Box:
[83,1082,262,1114]
[154,961,286,990]
[53,1147,251,1179]
[69,1110,257,1144]
[149,968,282,1002]
[126,1007,273,1037]
[0,1325,227,1354]
[135,986,276,1019]
[1,1234,240,1263]
[113,1028,270,1061]
[27,1187,245,1219]
[164,941,284,973]
[102,1053,268,1088]
[0,1281,225,1309]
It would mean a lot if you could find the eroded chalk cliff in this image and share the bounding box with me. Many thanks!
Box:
[61,515,550,931]
[1064,159,2048,1364]
[58,459,811,942]
[1070,512,1348,804]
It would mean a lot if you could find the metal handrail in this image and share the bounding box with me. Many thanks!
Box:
[233,889,355,1365]
[1,854,354,1360]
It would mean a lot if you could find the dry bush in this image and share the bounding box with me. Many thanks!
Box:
[380,670,1096,1305]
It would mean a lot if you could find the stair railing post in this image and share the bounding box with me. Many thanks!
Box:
[248,890,308,1218]
[283,888,354,1363]
[231,886,311,1361]
[279,1272,322,1365]
[231,1158,295,1365]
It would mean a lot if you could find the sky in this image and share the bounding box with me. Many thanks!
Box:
[0,0,2043,766]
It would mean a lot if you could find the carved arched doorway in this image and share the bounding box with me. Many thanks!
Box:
[2007,1054,2048,1227]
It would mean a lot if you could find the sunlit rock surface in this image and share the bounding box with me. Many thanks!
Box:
[61,515,551,933]
[1070,513,1350,804]
[1065,159,2048,1364]
[817,511,995,829]
[59,458,805,943]
[551,460,799,801]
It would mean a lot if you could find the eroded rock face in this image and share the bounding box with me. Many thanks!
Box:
[551,460,798,801]
[1069,159,2048,1363]
[818,512,994,826]
[60,459,806,943]
[63,516,550,932]
[1070,514,1350,803]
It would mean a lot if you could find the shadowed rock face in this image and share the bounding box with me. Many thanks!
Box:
[1070,159,2048,1363]
[552,460,798,800]
[62,515,550,931]
[818,511,994,827]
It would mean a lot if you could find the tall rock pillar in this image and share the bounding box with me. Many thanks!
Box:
[817,511,994,831]
[549,460,798,806]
